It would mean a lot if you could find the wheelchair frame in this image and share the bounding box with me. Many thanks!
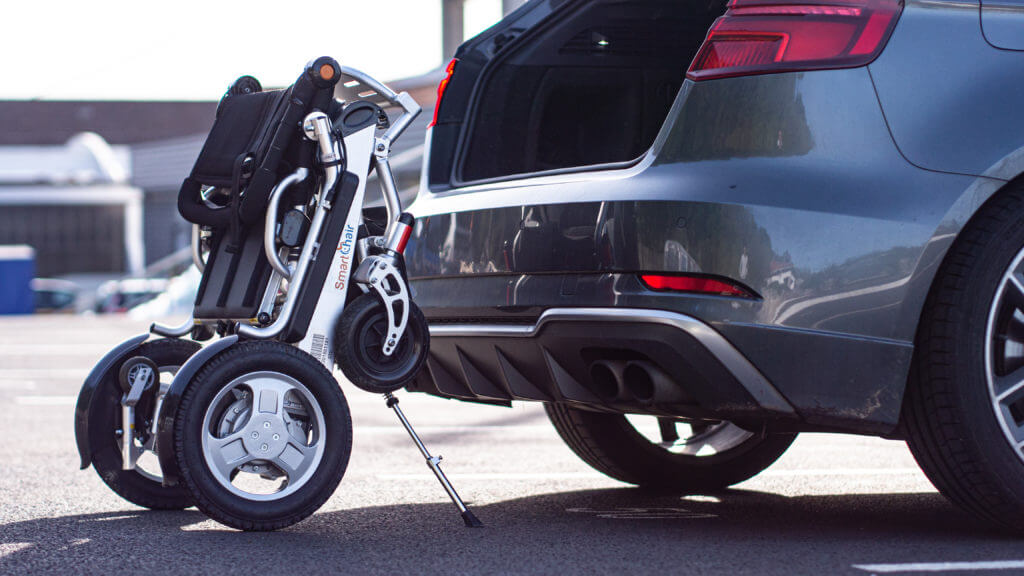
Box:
[74,60,482,529]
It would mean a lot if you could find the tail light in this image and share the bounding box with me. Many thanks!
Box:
[429,58,458,128]
[639,274,756,298]
[687,0,903,81]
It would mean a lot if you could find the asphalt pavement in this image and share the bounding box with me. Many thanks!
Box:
[1,315,1021,575]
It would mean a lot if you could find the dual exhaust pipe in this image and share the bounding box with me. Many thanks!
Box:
[588,359,689,405]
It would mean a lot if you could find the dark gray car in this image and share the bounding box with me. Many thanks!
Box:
[403,0,1024,530]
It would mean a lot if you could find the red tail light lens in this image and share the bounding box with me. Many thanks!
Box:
[687,0,903,81]
[429,58,458,128]
[640,274,756,298]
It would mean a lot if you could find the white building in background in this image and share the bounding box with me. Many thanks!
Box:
[0,132,144,276]
[0,68,442,282]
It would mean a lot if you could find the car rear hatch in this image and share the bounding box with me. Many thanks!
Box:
[427,0,728,190]
[426,0,904,191]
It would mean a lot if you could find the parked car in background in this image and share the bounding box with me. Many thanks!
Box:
[30,278,80,313]
[93,277,168,314]
[127,267,200,319]
[403,0,1024,531]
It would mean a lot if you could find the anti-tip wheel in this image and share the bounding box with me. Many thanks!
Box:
[334,293,429,394]
[90,338,200,510]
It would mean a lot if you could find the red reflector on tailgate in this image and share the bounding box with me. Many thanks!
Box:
[429,58,458,128]
[687,0,903,81]
[639,274,756,298]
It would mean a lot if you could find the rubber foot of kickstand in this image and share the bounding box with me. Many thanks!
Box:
[462,510,484,528]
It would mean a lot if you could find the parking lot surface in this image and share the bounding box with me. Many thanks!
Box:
[1,315,1021,575]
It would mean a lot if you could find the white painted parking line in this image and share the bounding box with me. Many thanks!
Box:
[13,396,77,405]
[0,543,33,560]
[762,467,921,477]
[853,560,1024,573]
[356,425,552,435]
[0,369,88,379]
[379,468,923,482]
[0,345,111,355]
[566,507,717,520]
[378,472,605,480]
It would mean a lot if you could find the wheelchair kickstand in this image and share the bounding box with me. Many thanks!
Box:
[384,393,483,527]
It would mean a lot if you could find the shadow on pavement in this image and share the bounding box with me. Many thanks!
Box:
[0,488,1015,574]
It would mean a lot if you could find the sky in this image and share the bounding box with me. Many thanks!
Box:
[1,0,502,101]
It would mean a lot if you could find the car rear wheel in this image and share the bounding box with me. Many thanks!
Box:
[545,403,796,492]
[903,183,1024,532]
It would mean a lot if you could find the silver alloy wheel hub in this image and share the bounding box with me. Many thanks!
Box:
[625,415,753,456]
[201,371,325,501]
[985,249,1024,460]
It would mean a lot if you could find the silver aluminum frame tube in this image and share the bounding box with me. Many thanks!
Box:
[340,66,421,239]
[191,224,206,273]
[238,118,340,340]
[150,316,194,338]
[263,167,309,279]
[374,155,402,239]
[339,66,421,145]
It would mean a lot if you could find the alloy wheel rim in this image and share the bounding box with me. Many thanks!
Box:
[624,415,753,456]
[200,371,326,501]
[985,248,1024,462]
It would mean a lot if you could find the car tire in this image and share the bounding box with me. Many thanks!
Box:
[90,338,200,510]
[903,183,1024,532]
[545,403,796,492]
[173,341,352,531]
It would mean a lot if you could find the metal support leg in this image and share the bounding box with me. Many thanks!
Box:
[119,359,154,470]
[121,403,138,470]
[384,393,483,527]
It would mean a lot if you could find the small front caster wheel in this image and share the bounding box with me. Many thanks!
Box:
[335,293,429,394]
[90,338,200,509]
[118,356,158,394]
[173,341,352,531]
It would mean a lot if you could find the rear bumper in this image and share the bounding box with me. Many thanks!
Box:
[412,307,797,426]
[410,275,914,434]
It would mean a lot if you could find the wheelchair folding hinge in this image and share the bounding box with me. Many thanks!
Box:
[352,254,410,356]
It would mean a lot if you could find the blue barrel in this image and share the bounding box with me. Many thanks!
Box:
[0,245,35,315]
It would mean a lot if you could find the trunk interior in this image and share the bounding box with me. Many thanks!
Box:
[457,0,727,183]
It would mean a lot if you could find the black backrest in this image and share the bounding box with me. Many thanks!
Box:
[177,57,342,229]
[182,57,343,321]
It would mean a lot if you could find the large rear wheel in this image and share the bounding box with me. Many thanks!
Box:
[173,341,352,531]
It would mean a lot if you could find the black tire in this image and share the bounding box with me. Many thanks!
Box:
[546,403,796,492]
[173,341,352,531]
[335,293,429,394]
[903,184,1024,532]
[118,356,158,394]
[90,338,200,510]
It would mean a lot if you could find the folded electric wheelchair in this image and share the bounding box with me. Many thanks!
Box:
[73,57,481,530]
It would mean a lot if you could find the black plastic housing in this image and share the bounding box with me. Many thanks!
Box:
[281,171,360,342]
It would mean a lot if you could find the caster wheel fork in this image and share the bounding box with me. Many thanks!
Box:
[384,393,483,527]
